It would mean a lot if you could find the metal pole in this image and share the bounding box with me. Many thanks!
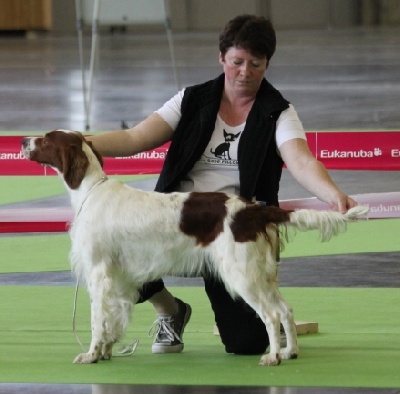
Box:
[163,0,181,90]
[75,0,101,131]
[75,0,89,130]
[86,0,101,130]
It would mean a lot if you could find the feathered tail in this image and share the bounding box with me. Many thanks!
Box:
[288,205,369,242]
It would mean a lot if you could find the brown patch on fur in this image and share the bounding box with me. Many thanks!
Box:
[61,143,89,189]
[180,192,229,246]
[86,140,104,168]
[231,204,292,242]
[43,131,89,189]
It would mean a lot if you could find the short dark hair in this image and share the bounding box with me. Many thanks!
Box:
[219,14,276,61]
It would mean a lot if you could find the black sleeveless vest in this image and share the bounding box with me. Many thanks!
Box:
[154,73,290,206]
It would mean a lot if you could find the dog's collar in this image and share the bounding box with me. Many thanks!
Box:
[76,176,108,217]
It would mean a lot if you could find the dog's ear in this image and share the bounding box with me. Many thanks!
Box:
[86,140,104,168]
[60,145,89,189]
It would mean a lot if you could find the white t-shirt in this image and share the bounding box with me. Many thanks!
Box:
[155,89,306,195]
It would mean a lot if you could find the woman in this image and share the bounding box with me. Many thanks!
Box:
[88,15,357,356]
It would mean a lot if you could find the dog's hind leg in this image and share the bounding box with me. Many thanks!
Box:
[273,292,299,360]
[263,227,299,360]
[216,259,282,365]
[215,239,296,366]
[228,277,282,366]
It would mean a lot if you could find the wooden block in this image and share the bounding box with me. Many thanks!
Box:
[295,321,319,334]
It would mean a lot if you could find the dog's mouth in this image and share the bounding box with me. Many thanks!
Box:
[21,147,32,160]
[32,157,53,167]
[22,147,52,167]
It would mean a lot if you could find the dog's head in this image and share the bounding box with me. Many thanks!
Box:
[22,129,103,190]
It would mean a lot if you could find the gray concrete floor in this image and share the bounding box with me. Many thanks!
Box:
[1,27,400,132]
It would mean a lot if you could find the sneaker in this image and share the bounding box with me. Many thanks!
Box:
[149,298,192,354]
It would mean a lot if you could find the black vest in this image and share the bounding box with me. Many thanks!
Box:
[155,73,290,206]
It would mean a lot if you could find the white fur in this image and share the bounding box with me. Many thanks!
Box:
[22,130,368,366]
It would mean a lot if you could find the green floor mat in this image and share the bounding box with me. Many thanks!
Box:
[0,234,71,273]
[0,286,399,387]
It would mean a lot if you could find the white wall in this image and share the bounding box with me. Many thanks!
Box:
[79,0,166,25]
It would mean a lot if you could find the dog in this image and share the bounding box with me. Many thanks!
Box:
[22,129,368,366]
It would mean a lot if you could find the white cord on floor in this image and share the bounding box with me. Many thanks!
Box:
[116,339,139,356]
[72,277,86,352]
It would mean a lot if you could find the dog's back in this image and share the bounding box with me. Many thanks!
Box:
[70,184,281,281]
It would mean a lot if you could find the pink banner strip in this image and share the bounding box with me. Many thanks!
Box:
[279,191,400,219]
[1,131,399,175]
[0,192,398,233]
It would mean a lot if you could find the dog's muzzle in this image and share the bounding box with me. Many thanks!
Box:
[21,137,34,159]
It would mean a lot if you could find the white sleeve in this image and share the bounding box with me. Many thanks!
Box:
[154,89,185,130]
[275,104,306,148]
[156,93,305,145]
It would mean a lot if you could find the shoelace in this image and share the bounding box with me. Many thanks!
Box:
[148,316,182,343]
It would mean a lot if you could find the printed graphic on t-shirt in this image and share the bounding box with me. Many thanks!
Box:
[180,116,244,194]
[209,130,241,161]
[199,117,243,168]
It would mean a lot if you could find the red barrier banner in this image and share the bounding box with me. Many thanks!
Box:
[280,191,400,219]
[306,131,400,170]
[0,131,399,175]
[0,136,170,176]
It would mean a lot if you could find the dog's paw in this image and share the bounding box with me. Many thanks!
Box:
[101,343,113,360]
[73,353,99,364]
[280,347,299,360]
[259,353,281,366]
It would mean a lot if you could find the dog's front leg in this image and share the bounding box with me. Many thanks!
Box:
[73,300,104,363]
[73,267,107,364]
[73,319,104,363]
[101,342,114,360]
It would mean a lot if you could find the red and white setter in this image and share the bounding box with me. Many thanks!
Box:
[22,130,367,366]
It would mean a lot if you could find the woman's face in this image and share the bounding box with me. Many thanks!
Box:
[219,46,268,97]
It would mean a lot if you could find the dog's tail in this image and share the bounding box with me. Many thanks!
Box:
[288,205,369,241]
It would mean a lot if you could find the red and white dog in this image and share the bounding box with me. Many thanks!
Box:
[22,130,367,366]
